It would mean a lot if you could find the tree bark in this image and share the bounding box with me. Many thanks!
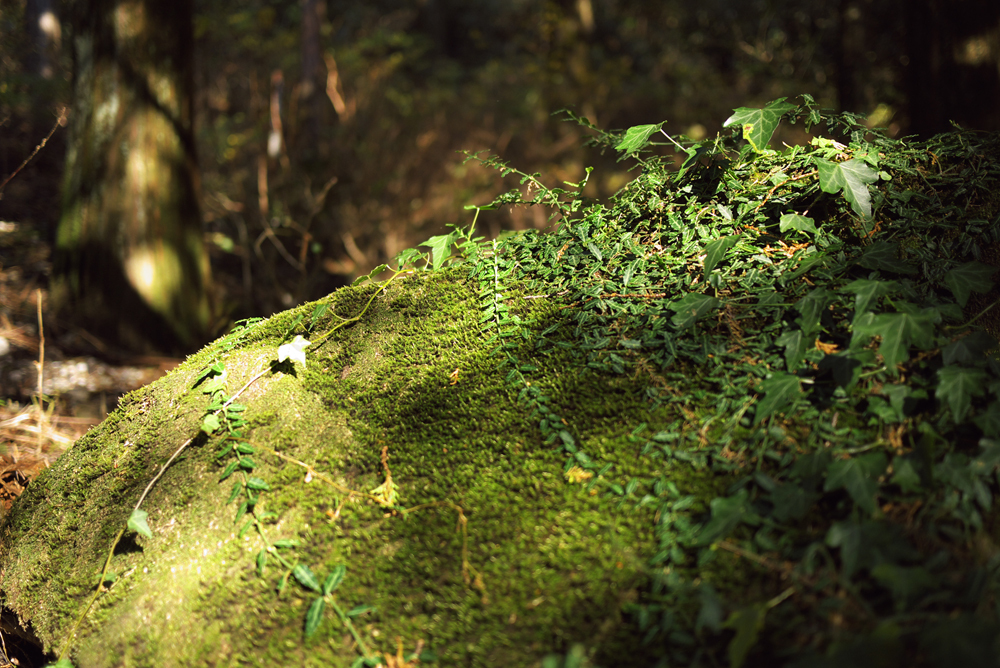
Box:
[54,0,211,354]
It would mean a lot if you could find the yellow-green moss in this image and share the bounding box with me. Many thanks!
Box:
[0,270,737,667]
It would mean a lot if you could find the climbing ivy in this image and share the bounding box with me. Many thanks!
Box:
[457,95,1000,666]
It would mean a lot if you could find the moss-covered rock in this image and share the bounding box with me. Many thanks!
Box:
[0,268,718,667]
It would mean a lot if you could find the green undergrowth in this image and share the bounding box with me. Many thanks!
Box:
[450,95,1000,667]
[3,96,1000,668]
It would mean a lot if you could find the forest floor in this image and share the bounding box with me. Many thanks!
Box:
[0,219,178,515]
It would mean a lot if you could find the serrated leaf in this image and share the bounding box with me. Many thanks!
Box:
[128,509,152,539]
[815,157,878,217]
[778,213,817,236]
[668,293,720,329]
[754,372,804,423]
[615,122,665,155]
[304,596,325,638]
[936,366,987,423]
[277,335,311,367]
[323,564,347,595]
[841,278,898,318]
[824,452,887,515]
[293,564,321,592]
[703,234,740,276]
[943,262,995,307]
[723,99,794,152]
[246,477,271,491]
[856,241,917,275]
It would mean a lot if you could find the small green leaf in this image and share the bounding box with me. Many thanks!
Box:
[936,366,987,423]
[256,548,268,575]
[723,99,794,152]
[246,477,271,491]
[323,564,347,595]
[615,122,665,155]
[272,539,299,548]
[778,213,817,236]
[754,373,804,423]
[309,303,330,329]
[226,481,242,504]
[346,603,374,618]
[277,335,311,367]
[219,460,239,481]
[304,596,326,638]
[815,157,878,217]
[943,262,995,307]
[293,564,321,592]
[127,509,153,539]
[891,456,922,493]
[703,234,740,276]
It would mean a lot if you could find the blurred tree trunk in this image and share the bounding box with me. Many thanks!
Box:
[905,0,1000,136]
[23,0,61,79]
[298,0,322,159]
[53,0,211,354]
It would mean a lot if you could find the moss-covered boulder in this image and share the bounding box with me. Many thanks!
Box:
[3,100,1000,668]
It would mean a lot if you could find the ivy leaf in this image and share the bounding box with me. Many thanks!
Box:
[419,232,459,270]
[775,329,810,371]
[943,262,995,307]
[974,403,1000,438]
[277,335,311,367]
[697,488,758,545]
[841,279,898,319]
[935,366,987,423]
[856,241,917,275]
[668,293,720,329]
[127,509,153,539]
[201,413,221,435]
[942,331,996,366]
[615,122,665,155]
[703,234,740,277]
[794,288,833,335]
[871,563,936,608]
[815,157,878,218]
[891,455,923,493]
[754,372,804,423]
[824,452,887,515]
[778,213,817,236]
[851,307,938,375]
[724,602,768,668]
[723,99,795,152]
[293,564,322,592]
[304,596,326,638]
[351,263,390,286]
